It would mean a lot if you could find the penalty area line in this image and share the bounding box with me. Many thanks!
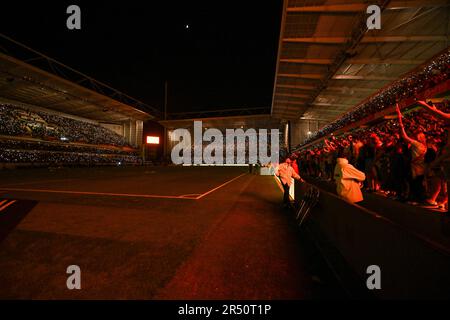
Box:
[195,173,247,200]
[0,188,197,200]
[0,173,248,201]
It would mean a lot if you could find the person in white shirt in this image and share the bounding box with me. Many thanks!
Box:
[275,158,304,207]
[334,155,366,204]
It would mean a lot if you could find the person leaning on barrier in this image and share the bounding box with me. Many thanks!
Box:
[418,100,450,212]
[275,158,304,208]
[334,151,366,204]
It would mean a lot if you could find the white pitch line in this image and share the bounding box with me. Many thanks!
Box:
[0,173,248,201]
[178,194,202,199]
[195,173,247,199]
[0,200,16,212]
[0,188,196,200]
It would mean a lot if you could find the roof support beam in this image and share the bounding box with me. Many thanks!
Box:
[305,110,346,115]
[295,117,329,122]
[286,1,449,13]
[325,86,377,93]
[283,37,348,44]
[278,73,323,80]
[287,4,367,13]
[332,75,397,81]
[346,58,425,65]
[281,58,334,65]
[38,99,76,108]
[274,100,307,106]
[360,35,449,43]
[283,35,448,44]
[34,91,67,100]
[279,105,304,110]
[276,84,317,90]
[273,108,302,113]
[387,0,450,9]
[275,109,302,114]
[311,102,354,107]
[273,110,300,114]
[275,114,302,119]
[308,109,347,113]
[0,79,30,94]
[316,93,367,99]
[276,93,310,99]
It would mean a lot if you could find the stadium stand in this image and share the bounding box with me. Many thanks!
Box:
[300,52,450,145]
[0,103,141,167]
[0,33,159,168]
[0,103,130,146]
[297,100,450,209]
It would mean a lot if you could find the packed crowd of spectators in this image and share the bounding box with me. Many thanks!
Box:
[182,132,279,164]
[0,139,137,156]
[301,51,450,146]
[296,100,450,210]
[0,104,140,167]
[0,149,140,166]
[0,138,140,166]
[0,104,129,146]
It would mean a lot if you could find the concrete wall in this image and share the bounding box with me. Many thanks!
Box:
[123,119,144,147]
[295,181,450,299]
[135,120,143,147]
[100,123,124,136]
[290,119,328,148]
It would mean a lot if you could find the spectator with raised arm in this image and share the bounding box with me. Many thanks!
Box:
[396,103,427,205]
[418,100,450,209]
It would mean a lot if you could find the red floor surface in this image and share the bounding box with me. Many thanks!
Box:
[0,166,342,299]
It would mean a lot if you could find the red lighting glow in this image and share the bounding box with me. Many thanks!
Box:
[146,136,160,144]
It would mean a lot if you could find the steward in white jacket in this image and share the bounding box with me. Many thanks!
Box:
[334,158,366,203]
[275,158,304,207]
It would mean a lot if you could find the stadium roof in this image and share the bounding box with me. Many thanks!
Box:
[271,0,450,122]
[0,34,160,123]
[160,107,284,130]
[160,114,284,130]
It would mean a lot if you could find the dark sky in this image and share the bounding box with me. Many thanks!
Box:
[1,1,282,115]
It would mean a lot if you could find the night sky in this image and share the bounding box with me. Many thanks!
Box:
[1,1,282,115]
